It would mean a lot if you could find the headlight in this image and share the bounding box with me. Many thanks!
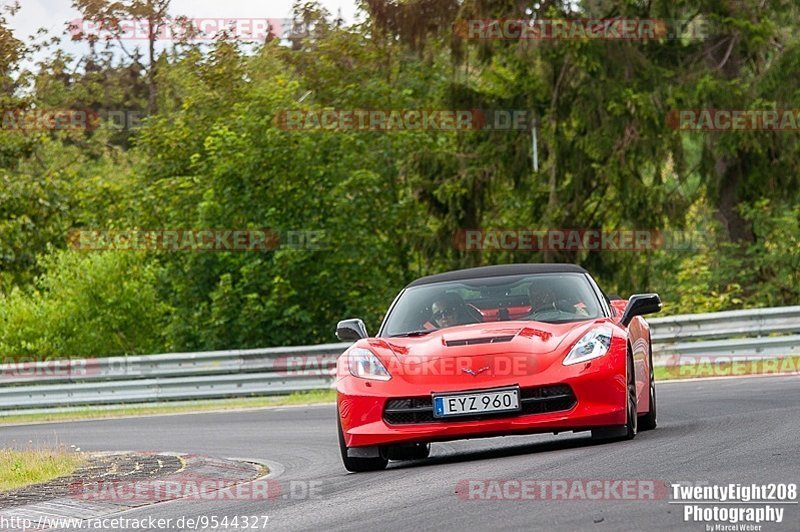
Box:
[347,348,392,381]
[563,327,613,366]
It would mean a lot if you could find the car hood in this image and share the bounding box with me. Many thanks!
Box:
[363,320,609,386]
[387,323,566,358]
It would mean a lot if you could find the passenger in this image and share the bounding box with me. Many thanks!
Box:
[528,283,590,317]
[528,283,559,315]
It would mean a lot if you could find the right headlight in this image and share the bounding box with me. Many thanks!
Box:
[563,327,613,366]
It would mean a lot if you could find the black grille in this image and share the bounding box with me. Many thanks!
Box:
[519,384,576,415]
[383,384,576,425]
[444,335,515,347]
[383,397,434,424]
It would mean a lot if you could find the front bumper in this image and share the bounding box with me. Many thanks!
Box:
[337,355,627,449]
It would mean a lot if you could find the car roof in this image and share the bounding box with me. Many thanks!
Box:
[406,263,588,287]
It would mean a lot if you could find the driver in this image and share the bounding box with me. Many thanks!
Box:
[430,292,470,329]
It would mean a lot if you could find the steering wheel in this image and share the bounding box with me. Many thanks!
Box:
[531,308,581,322]
[464,303,484,323]
[428,303,484,329]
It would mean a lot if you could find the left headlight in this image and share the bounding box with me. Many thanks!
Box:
[347,348,392,381]
[563,327,613,366]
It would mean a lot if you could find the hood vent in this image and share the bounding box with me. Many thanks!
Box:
[445,335,515,347]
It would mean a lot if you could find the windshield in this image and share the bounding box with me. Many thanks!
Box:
[380,273,604,337]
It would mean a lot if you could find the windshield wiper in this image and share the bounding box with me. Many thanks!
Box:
[390,329,435,337]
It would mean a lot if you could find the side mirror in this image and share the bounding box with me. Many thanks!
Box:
[336,319,369,341]
[620,294,662,327]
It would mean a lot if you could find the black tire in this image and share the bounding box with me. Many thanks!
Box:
[337,412,388,472]
[592,349,637,441]
[623,350,638,439]
[638,338,657,431]
[387,442,431,461]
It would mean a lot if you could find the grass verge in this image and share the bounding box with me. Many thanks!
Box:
[0,389,337,426]
[0,447,85,492]
[655,355,800,381]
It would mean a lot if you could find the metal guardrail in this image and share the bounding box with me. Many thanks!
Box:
[648,305,800,365]
[0,344,347,412]
[649,305,800,342]
[0,344,346,386]
[1,306,798,413]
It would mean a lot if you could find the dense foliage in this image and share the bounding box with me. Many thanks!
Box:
[0,1,798,359]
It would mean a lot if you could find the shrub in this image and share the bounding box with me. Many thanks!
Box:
[0,250,170,361]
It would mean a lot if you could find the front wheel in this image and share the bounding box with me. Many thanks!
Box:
[592,351,638,441]
[337,412,388,472]
[638,340,657,431]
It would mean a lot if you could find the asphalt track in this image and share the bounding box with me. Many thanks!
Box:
[1,375,798,531]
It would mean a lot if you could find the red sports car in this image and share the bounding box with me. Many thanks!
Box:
[334,264,661,472]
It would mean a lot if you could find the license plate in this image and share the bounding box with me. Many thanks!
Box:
[433,387,520,418]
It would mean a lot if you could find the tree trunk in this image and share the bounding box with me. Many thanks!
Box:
[147,13,157,115]
[713,154,753,242]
